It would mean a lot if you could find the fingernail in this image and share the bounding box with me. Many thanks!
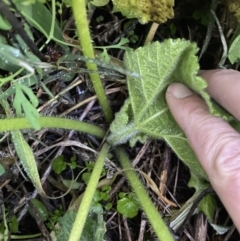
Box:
[167,83,193,99]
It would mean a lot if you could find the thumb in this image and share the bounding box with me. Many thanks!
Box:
[166,83,240,230]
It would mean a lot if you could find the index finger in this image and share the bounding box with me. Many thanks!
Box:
[201,69,240,120]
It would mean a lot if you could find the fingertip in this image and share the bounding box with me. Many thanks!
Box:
[166,83,193,99]
[200,69,240,120]
[166,82,210,136]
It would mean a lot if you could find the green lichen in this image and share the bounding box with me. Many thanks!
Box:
[112,0,174,24]
[224,0,240,23]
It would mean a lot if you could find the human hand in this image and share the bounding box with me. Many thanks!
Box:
[166,69,240,231]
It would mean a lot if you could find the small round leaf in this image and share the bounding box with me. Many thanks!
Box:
[117,197,139,218]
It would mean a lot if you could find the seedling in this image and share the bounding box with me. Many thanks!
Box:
[117,192,140,218]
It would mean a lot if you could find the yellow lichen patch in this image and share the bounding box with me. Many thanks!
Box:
[224,0,240,23]
[112,0,174,24]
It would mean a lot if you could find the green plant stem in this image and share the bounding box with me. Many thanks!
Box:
[71,0,113,123]
[68,143,110,241]
[116,147,174,241]
[10,233,42,239]
[0,68,23,87]
[0,117,106,138]
[45,0,56,44]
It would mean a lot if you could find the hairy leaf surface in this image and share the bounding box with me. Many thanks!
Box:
[108,39,236,190]
[54,203,106,241]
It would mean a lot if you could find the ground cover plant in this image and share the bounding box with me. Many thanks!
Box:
[0,0,240,240]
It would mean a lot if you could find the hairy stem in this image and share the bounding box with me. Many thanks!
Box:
[72,0,113,123]
[116,147,174,241]
[0,117,106,138]
[68,143,110,241]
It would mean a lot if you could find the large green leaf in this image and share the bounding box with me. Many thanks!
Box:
[54,203,106,241]
[107,39,236,191]
[107,39,237,223]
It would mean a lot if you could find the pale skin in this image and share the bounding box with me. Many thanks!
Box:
[166,69,240,231]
